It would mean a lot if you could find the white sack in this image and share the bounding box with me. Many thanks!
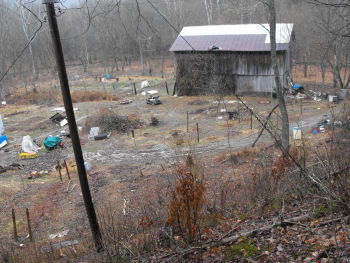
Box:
[22,135,40,153]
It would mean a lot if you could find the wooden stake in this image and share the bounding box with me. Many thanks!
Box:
[165,81,169,95]
[300,99,303,115]
[250,111,253,130]
[26,208,33,242]
[187,112,189,132]
[196,123,199,143]
[57,161,62,182]
[64,160,71,180]
[132,130,136,146]
[133,82,137,95]
[12,208,18,242]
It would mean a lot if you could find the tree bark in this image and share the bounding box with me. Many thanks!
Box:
[268,0,289,151]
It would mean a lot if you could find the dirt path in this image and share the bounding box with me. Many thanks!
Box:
[80,112,326,165]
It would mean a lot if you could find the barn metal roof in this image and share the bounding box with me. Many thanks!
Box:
[170,24,293,52]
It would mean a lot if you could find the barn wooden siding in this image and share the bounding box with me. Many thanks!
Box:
[174,51,290,96]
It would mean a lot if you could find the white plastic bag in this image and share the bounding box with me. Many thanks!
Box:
[89,127,100,139]
[22,135,40,153]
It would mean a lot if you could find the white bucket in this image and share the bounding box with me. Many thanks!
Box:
[293,127,302,140]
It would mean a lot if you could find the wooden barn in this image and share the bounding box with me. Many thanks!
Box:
[170,24,294,96]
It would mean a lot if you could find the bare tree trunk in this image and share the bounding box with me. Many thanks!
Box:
[321,63,326,86]
[18,2,37,80]
[268,0,289,151]
[204,0,214,25]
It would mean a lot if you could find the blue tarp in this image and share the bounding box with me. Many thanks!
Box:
[44,136,62,150]
[0,135,8,148]
[293,84,303,90]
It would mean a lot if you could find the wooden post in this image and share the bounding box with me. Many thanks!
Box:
[57,161,62,182]
[300,99,303,115]
[12,208,18,242]
[173,82,177,96]
[250,111,253,130]
[165,81,169,95]
[187,112,189,132]
[64,160,71,180]
[26,208,33,242]
[133,83,137,95]
[132,130,136,146]
[196,123,199,143]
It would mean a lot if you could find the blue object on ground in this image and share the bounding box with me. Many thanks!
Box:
[0,135,8,148]
[44,136,62,150]
[293,84,303,90]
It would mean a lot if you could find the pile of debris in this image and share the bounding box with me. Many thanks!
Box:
[85,108,141,134]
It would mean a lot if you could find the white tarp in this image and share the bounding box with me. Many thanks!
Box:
[0,114,3,135]
[141,80,150,90]
[22,135,40,153]
[147,90,159,95]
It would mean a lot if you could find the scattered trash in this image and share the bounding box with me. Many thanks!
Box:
[60,131,70,137]
[50,113,66,124]
[89,127,100,139]
[313,129,318,135]
[328,95,339,103]
[293,84,304,94]
[49,229,69,240]
[84,161,91,172]
[60,119,68,127]
[258,100,271,104]
[52,107,76,112]
[141,80,150,90]
[1,101,6,106]
[0,134,8,149]
[293,127,302,140]
[40,239,81,253]
[319,127,326,133]
[94,134,108,140]
[0,114,4,135]
[119,99,133,105]
[220,109,227,113]
[227,111,238,120]
[141,91,147,96]
[78,126,83,131]
[312,96,322,102]
[296,93,307,99]
[50,107,65,112]
[218,116,223,120]
[44,136,62,150]
[19,152,37,159]
[22,136,40,153]
[89,171,105,177]
[147,90,159,95]
[146,96,162,105]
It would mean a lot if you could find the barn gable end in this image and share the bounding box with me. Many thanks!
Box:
[170,24,293,96]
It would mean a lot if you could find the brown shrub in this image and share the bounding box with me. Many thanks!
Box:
[166,162,206,244]
[7,89,60,105]
[71,90,120,103]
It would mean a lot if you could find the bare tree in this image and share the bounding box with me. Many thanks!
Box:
[267,0,290,150]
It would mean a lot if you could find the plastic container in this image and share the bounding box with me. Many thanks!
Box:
[84,162,91,172]
[293,127,302,140]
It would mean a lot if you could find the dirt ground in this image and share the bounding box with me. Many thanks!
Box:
[0,63,345,254]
